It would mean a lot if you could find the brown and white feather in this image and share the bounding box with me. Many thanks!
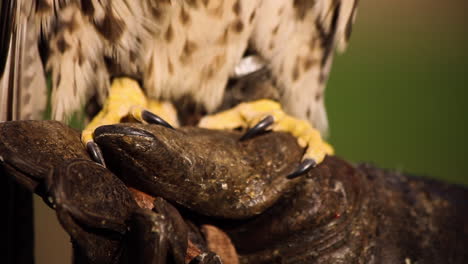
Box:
[2,0,359,134]
[251,0,358,134]
[0,0,47,121]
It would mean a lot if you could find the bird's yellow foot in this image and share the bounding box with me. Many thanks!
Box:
[82,77,178,166]
[198,99,334,178]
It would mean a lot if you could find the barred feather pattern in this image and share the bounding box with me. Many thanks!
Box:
[2,0,358,133]
[251,0,358,134]
[0,0,47,121]
[20,12,48,120]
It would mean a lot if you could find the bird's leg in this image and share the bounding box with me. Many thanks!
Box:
[198,99,333,178]
[82,77,178,165]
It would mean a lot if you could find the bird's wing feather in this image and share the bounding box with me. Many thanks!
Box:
[0,0,16,121]
[0,0,47,121]
[1,0,140,122]
[0,0,14,78]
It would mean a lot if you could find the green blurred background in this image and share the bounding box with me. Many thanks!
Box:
[35,1,468,264]
[326,0,468,185]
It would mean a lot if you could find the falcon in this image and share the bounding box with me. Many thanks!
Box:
[0,0,358,177]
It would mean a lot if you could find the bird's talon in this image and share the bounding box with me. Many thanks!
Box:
[141,110,174,129]
[240,115,274,141]
[86,141,106,167]
[199,100,332,173]
[287,158,316,179]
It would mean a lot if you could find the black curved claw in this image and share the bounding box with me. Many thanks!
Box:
[86,141,106,167]
[240,115,274,141]
[142,110,174,129]
[189,252,222,264]
[287,159,316,179]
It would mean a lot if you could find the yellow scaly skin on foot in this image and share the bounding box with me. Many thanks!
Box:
[81,77,178,145]
[198,99,334,165]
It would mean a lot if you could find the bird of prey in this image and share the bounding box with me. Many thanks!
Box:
[0,0,358,177]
